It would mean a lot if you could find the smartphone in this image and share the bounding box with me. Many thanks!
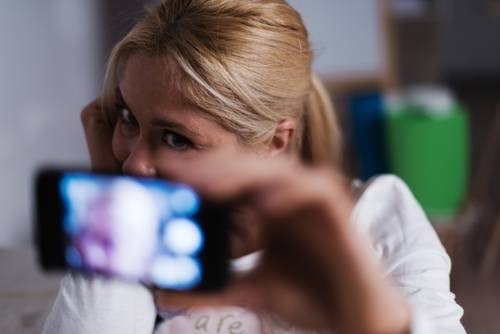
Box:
[34,169,230,291]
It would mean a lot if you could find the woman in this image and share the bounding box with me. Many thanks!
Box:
[42,1,465,333]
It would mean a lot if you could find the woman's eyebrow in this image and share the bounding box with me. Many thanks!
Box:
[150,118,205,140]
[117,86,207,141]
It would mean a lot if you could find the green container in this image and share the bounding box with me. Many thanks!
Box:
[385,105,469,217]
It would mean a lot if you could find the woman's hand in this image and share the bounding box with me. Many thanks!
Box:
[81,98,121,171]
[155,157,411,334]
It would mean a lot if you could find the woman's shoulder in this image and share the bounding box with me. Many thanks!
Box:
[351,174,447,265]
[352,174,429,229]
[352,174,420,218]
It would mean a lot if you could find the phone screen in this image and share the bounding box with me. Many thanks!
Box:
[35,170,229,291]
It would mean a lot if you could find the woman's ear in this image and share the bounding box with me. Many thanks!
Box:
[267,119,297,157]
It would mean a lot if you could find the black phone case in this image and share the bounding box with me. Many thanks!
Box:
[34,168,230,291]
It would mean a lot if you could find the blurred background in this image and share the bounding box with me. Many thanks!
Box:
[1,0,500,333]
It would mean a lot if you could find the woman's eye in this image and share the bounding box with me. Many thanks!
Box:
[119,108,138,126]
[162,131,192,151]
[115,107,139,137]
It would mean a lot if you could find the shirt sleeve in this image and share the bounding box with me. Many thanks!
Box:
[352,175,466,334]
[41,273,157,334]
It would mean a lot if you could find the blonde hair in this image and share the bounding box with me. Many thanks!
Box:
[103,0,341,167]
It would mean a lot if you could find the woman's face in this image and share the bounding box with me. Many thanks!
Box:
[112,52,248,180]
[111,52,261,257]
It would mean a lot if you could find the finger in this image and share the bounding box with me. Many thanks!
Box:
[185,155,352,228]
[255,168,354,225]
[173,154,301,201]
[81,99,121,171]
[174,155,353,241]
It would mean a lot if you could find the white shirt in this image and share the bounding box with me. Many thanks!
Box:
[42,175,466,334]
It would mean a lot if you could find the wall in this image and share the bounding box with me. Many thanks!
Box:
[287,0,384,80]
[439,0,500,78]
[0,0,102,247]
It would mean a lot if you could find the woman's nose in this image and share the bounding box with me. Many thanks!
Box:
[121,141,157,178]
